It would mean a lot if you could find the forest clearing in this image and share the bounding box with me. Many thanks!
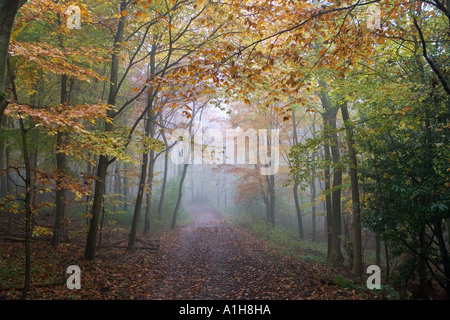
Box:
[0,0,449,304]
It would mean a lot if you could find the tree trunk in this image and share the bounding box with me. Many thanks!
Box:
[291,108,303,238]
[128,44,156,248]
[157,152,169,218]
[52,69,68,246]
[319,82,344,267]
[127,149,148,251]
[375,233,381,266]
[53,132,67,246]
[329,113,344,266]
[310,115,318,242]
[384,234,390,281]
[0,0,26,122]
[84,154,108,260]
[84,0,127,260]
[293,182,304,239]
[323,136,332,258]
[264,124,276,226]
[265,173,275,225]
[157,116,169,219]
[310,166,317,242]
[122,167,129,212]
[7,46,31,298]
[19,117,31,300]
[171,163,189,229]
[341,102,363,276]
[143,149,155,235]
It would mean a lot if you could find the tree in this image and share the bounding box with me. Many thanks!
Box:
[291,108,304,239]
[127,44,157,250]
[0,0,26,123]
[341,102,362,277]
[317,81,344,267]
[84,0,127,259]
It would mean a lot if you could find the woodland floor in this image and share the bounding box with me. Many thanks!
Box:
[0,204,383,300]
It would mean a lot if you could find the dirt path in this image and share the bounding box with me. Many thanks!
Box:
[144,203,360,300]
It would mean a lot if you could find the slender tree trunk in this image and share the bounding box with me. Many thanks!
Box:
[171,163,188,229]
[84,0,127,260]
[84,154,108,260]
[53,132,67,245]
[19,117,31,300]
[123,167,129,212]
[157,117,169,219]
[375,233,381,266]
[291,108,303,238]
[84,153,94,229]
[310,150,317,242]
[323,137,332,258]
[157,152,169,219]
[143,149,155,234]
[293,182,304,239]
[127,150,148,250]
[265,173,275,225]
[384,233,390,281]
[53,66,68,246]
[341,102,363,276]
[264,123,276,226]
[310,115,318,242]
[113,163,119,214]
[329,114,344,266]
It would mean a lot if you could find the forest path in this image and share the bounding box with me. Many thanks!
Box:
[144,203,357,299]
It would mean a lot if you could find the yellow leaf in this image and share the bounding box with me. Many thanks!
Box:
[122,10,127,16]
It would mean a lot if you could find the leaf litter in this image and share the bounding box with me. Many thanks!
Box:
[0,204,379,300]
